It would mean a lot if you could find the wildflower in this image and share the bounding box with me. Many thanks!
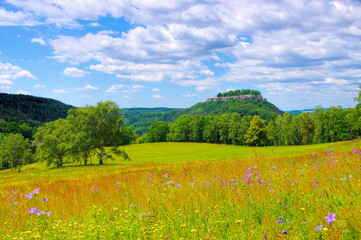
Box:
[32,188,40,194]
[175,184,181,187]
[163,173,168,178]
[36,209,42,216]
[29,207,37,214]
[325,212,336,225]
[235,220,243,223]
[315,225,323,231]
[281,230,287,234]
[25,193,32,199]
[323,227,328,231]
[43,198,47,202]
[276,220,282,224]
[45,212,52,216]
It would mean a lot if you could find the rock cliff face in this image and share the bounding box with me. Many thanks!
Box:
[206,95,263,102]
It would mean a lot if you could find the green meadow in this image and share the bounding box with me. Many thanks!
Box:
[1,140,361,239]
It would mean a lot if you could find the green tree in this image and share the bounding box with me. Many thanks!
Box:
[300,113,314,145]
[244,115,267,146]
[0,133,32,171]
[228,112,241,145]
[34,119,70,167]
[203,116,220,143]
[266,116,278,146]
[192,115,206,142]
[69,101,134,165]
[168,114,194,142]
[218,114,230,144]
[238,115,252,145]
[146,121,169,143]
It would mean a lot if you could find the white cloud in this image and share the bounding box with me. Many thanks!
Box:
[16,90,30,95]
[74,84,99,91]
[105,84,144,93]
[63,67,89,77]
[88,22,100,27]
[31,38,46,45]
[34,84,46,88]
[53,89,69,93]
[152,88,160,92]
[0,8,38,26]
[153,94,165,99]
[182,93,197,97]
[80,95,90,98]
[0,62,36,88]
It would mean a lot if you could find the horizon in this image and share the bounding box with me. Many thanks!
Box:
[1,0,361,111]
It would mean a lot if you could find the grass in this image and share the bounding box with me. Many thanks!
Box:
[1,140,361,239]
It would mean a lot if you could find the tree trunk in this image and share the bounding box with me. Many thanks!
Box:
[99,147,104,165]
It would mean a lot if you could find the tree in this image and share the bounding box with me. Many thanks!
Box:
[192,115,206,142]
[168,114,194,142]
[244,115,267,146]
[300,113,314,145]
[34,119,70,167]
[146,121,169,143]
[266,116,278,146]
[228,112,241,145]
[68,101,134,165]
[0,133,32,171]
[218,114,230,144]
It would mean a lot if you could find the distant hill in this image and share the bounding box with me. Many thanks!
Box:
[123,97,283,133]
[0,93,74,124]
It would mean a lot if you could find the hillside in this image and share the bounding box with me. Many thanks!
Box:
[123,97,283,133]
[0,93,74,124]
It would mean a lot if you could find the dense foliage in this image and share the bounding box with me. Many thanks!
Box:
[34,101,134,167]
[0,93,73,123]
[216,89,262,97]
[142,105,361,146]
[124,98,282,133]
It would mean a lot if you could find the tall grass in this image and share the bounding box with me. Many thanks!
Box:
[1,141,361,239]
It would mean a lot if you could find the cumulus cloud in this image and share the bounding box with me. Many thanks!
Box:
[74,84,99,91]
[105,84,144,93]
[4,0,361,107]
[34,84,46,88]
[153,94,165,99]
[0,62,36,88]
[31,38,46,45]
[152,88,160,92]
[53,89,69,93]
[63,67,89,77]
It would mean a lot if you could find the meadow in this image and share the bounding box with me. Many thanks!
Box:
[1,140,361,239]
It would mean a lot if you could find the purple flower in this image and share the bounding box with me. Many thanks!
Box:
[264,234,267,239]
[325,212,336,225]
[32,188,40,194]
[25,193,33,199]
[281,230,287,235]
[43,198,47,202]
[175,184,181,187]
[163,173,168,178]
[315,225,323,231]
[276,220,282,224]
[36,209,42,216]
[45,212,52,216]
[29,207,37,214]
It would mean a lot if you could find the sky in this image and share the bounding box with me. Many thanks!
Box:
[1,0,361,111]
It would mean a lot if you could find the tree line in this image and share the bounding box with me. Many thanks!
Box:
[216,89,262,97]
[141,105,361,146]
[0,101,134,170]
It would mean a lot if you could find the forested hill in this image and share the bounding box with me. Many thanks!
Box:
[123,98,283,133]
[0,93,74,124]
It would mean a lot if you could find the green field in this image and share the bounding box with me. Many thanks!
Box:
[1,140,361,239]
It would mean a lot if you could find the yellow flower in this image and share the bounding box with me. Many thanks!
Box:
[300,208,305,211]
[191,229,197,233]
[235,220,243,223]
[323,228,328,231]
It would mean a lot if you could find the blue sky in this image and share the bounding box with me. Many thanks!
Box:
[1,0,361,110]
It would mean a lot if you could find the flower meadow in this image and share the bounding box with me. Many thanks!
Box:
[1,143,361,239]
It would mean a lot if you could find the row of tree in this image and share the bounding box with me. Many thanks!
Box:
[0,101,134,170]
[141,105,361,146]
[216,89,262,97]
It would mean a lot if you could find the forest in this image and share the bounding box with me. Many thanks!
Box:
[216,89,262,97]
[141,105,361,146]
